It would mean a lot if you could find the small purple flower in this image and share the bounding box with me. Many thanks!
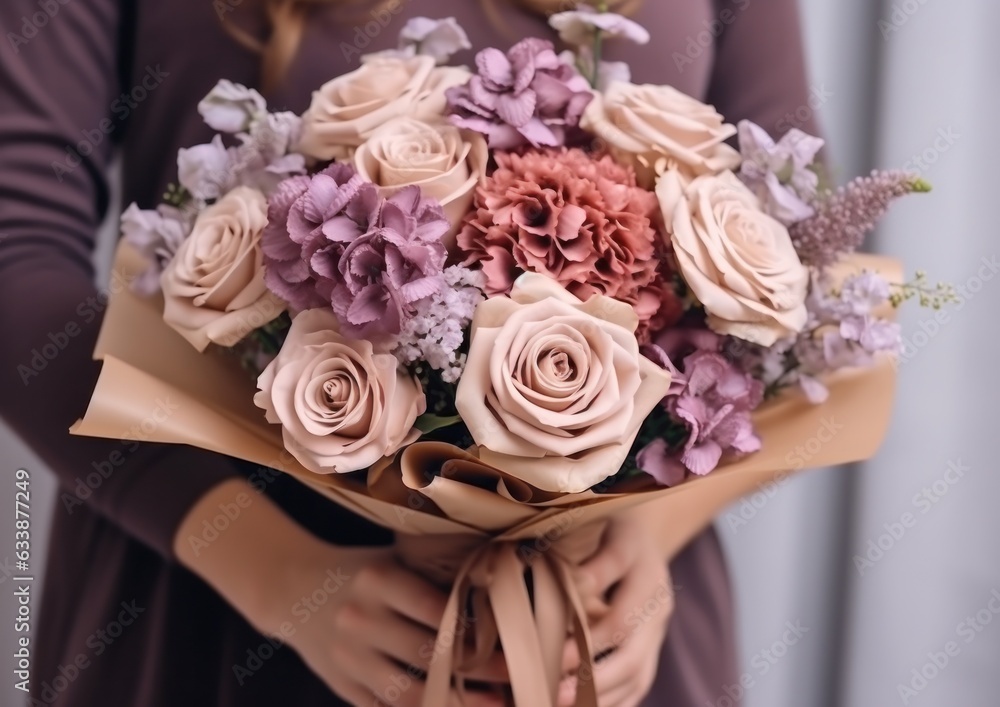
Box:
[121,202,194,295]
[640,350,763,485]
[446,38,593,149]
[790,169,929,269]
[738,120,824,225]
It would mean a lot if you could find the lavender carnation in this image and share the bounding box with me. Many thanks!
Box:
[446,38,593,149]
[262,165,450,339]
[320,185,450,339]
[261,164,364,312]
[790,169,929,268]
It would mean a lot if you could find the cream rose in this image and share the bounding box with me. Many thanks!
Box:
[297,55,471,161]
[455,274,672,493]
[658,169,809,346]
[161,186,285,351]
[254,309,425,474]
[581,81,741,187]
[354,117,487,245]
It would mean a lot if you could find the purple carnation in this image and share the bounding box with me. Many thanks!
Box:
[261,166,450,338]
[261,164,364,312]
[446,38,593,149]
[316,185,450,338]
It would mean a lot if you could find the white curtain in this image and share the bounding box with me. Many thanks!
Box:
[722,0,1000,705]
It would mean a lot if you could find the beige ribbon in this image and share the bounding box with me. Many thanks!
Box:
[408,538,600,707]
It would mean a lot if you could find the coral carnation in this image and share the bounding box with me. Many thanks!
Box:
[458,148,661,320]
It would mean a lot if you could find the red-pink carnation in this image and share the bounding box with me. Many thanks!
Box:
[457,148,660,311]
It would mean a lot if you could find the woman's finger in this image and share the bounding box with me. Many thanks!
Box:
[575,522,640,597]
[354,561,450,630]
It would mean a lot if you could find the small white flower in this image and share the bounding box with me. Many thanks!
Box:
[197,80,267,134]
[549,6,650,48]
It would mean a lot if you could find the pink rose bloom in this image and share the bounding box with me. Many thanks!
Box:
[455,273,672,493]
[458,148,662,322]
[254,309,426,474]
[161,187,285,351]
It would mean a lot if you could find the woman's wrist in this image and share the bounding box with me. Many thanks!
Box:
[174,477,333,637]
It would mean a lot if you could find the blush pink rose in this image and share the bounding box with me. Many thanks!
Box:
[160,186,285,351]
[455,274,672,493]
[581,81,741,187]
[658,169,809,346]
[353,117,487,246]
[254,309,426,474]
[297,55,471,161]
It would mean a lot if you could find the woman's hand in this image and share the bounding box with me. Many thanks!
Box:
[175,479,506,707]
[559,516,675,707]
[275,544,508,707]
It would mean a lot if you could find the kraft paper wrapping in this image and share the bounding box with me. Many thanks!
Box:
[72,242,901,706]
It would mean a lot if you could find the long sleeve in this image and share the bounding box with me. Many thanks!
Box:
[707,0,822,139]
[0,0,240,558]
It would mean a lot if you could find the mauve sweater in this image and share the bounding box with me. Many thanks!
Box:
[0,0,817,704]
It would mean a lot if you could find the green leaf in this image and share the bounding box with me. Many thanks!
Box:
[415,414,463,434]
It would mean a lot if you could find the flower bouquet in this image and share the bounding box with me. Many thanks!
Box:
[73,8,947,706]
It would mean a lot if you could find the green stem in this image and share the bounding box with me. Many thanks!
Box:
[591,30,603,88]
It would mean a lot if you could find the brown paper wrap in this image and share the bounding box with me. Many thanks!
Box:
[72,242,900,706]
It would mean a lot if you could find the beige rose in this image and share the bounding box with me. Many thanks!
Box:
[254,309,425,474]
[161,186,285,351]
[354,117,487,246]
[581,81,741,187]
[658,169,809,346]
[297,55,471,161]
[455,274,672,493]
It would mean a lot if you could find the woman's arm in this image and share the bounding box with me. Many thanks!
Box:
[0,0,244,558]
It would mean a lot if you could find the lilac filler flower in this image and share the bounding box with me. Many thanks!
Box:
[446,38,593,149]
[197,80,267,134]
[738,120,824,225]
[393,265,485,382]
[790,169,931,269]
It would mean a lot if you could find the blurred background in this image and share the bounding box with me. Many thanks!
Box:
[2,0,999,705]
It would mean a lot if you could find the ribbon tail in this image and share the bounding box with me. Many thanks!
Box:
[553,557,600,707]
[489,547,556,707]
[533,558,570,704]
[423,552,479,707]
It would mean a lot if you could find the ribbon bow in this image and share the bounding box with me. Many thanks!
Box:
[418,538,600,707]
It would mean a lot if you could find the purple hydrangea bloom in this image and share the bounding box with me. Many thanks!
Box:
[738,120,824,226]
[446,38,593,149]
[639,349,764,485]
[759,271,902,403]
